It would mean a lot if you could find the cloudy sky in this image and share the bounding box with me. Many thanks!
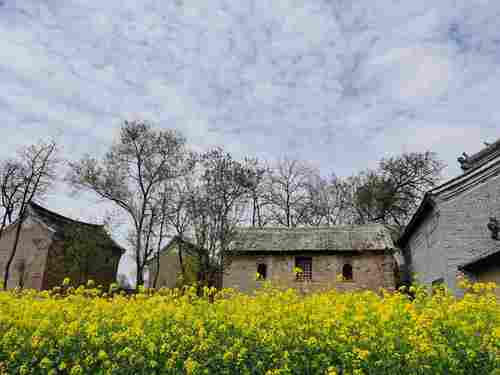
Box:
[1,1,499,276]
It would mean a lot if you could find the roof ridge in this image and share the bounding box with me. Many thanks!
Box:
[29,202,103,228]
[458,138,500,171]
[237,224,388,231]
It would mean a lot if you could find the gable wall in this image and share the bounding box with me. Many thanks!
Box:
[223,252,395,293]
[405,208,446,286]
[149,246,183,289]
[437,172,500,292]
[148,244,198,289]
[0,217,52,290]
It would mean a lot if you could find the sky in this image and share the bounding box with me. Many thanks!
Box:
[1,0,500,278]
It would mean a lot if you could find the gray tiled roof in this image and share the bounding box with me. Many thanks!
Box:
[232,224,397,253]
[28,202,125,254]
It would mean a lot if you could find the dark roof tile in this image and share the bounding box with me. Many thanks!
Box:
[232,224,397,253]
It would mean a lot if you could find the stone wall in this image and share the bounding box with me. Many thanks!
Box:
[0,217,51,290]
[223,252,395,293]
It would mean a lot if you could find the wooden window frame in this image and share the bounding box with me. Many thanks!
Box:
[295,257,312,282]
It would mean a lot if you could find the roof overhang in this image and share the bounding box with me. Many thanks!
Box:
[458,249,500,272]
[228,248,393,256]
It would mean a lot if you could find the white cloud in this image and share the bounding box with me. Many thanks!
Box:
[2,0,500,277]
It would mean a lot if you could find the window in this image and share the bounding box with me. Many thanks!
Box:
[295,257,312,281]
[427,213,440,246]
[256,263,267,280]
[342,264,353,281]
[412,231,426,250]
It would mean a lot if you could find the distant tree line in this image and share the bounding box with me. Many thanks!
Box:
[0,121,445,290]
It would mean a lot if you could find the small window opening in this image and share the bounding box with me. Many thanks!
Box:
[257,263,267,280]
[342,264,353,281]
[295,257,312,281]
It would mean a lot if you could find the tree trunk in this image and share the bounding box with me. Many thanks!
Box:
[3,212,26,290]
[152,248,161,289]
[251,196,257,227]
[135,223,144,288]
[0,212,10,244]
[178,243,186,282]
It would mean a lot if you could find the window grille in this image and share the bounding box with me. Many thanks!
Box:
[295,257,312,281]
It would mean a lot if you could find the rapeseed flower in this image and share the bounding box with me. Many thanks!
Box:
[0,282,497,374]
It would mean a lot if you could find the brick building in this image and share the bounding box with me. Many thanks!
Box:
[0,202,124,290]
[223,225,397,293]
[399,139,500,293]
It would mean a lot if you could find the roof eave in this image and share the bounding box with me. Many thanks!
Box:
[458,249,500,271]
[229,248,395,255]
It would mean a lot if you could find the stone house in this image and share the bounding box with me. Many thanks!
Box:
[223,225,397,293]
[0,202,124,290]
[146,236,198,289]
[398,139,500,293]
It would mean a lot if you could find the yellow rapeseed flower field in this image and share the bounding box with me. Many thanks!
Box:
[0,280,498,374]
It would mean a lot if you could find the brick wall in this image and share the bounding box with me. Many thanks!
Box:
[438,173,500,291]
[42,240,120,290]
[223,252,395,293]
[405,208,447,286]
[407,172,500,293]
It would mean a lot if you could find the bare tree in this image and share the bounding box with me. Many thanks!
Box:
[0,160,25,241]
[352,151,445,228]
[301,173,352,226]
[14,258,27,289]
[153,177,196,288]
[185,148,254,288]
[67,121,191,288]
[243,158,269,228]
[266,157,315,227]
[3,140,58,290]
